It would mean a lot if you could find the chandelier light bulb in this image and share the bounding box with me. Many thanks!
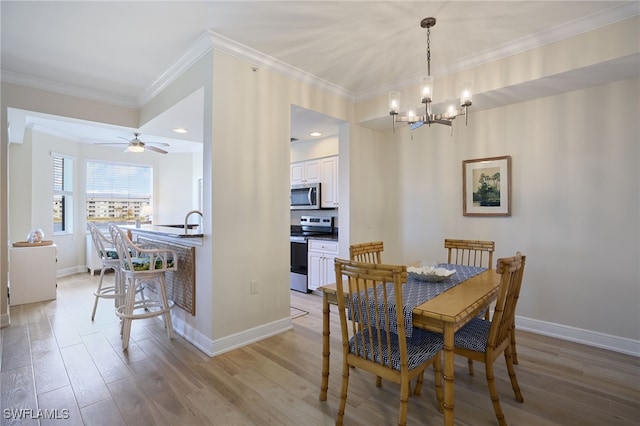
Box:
[389,91,401,115]
[460,81,473,107]
[420,76,433,103]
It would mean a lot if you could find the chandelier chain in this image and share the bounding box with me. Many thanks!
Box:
[426,27,431,76]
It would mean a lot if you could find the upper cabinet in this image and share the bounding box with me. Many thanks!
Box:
[319,156,338,208]
[290,159,321,184]
[290,156,338,208]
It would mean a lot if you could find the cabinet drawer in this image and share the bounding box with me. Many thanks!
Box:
[308,239,338,253]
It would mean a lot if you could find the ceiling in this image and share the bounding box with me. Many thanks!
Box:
[2,1,638,150]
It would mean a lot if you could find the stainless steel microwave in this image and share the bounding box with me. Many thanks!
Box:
[291,183,321,210]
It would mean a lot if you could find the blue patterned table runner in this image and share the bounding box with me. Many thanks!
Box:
[350,264,487,337]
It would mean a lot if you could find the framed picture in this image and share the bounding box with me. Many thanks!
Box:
[463,155,511,216]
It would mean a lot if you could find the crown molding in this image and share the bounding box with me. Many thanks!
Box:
[355,2,639,102]
[0,70,138,108]
[3,2,635,108]
[137,31,215,106]
[140,29,355,106]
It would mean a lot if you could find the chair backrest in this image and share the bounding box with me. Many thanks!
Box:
[486,252,525,350]
[88,221,116,261]
[334,258,409,371]
[445,239,494,269]
[110,224,177,274]
[349,241,384,264]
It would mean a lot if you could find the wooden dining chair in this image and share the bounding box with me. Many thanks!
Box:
[349,241,386,385]
[444,238,494,269]
[453,252,526,426]
[334,258,444,426]
[349,241,384,264]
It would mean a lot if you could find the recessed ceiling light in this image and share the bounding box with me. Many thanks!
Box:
[173,128,188,134]
[309,131,322,137]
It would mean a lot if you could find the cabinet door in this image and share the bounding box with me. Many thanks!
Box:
[304,160,321,183]
[321,253,337,287]
[291,162,305,185]
[308,250,324,291]
[320,156,338,208]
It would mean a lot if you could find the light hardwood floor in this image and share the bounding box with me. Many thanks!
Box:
[2,272,639,425]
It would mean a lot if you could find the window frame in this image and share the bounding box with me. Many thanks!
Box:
[52,152,74,235]
[85,159,154,230]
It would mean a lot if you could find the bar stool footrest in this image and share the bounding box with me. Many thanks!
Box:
[116,300,174,320]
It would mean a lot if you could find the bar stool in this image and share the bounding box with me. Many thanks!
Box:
[111,225,177,350]
[88,222,123,320]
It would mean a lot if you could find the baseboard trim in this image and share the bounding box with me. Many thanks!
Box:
[0,312,10,328]
[57,266,87,277]
[516,315,640,357]
[171,315,293,358]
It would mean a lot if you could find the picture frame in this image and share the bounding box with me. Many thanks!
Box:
[463,155,511,216]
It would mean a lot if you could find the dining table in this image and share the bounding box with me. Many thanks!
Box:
[318,263,501,426]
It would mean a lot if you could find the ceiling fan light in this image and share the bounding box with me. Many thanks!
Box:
[127,145,144,153]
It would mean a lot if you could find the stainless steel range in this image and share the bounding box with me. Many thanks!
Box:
[290,216,334,293]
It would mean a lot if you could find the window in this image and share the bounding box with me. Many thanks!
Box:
[53,154,74,233]
[86,160,153,228]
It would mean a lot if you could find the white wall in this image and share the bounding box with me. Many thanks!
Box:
[376,77,639,345]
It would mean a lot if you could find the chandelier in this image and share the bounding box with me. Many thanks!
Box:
[389,17,473,134]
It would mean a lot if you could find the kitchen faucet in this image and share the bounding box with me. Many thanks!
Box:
[184,210,203,235]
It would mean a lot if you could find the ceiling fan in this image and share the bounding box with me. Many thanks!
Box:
[94,132,170,154]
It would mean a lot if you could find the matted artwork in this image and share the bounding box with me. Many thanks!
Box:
[463,155,511,216]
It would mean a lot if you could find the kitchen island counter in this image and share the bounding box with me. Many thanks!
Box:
[123,225,203,247]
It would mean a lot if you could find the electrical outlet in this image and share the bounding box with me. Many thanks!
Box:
[250,280,258,294]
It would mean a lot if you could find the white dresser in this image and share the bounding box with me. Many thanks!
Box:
[9,244,57,306]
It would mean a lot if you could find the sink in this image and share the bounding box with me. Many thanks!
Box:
[157,224,199,229]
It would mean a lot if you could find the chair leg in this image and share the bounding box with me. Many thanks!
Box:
[121,277,137,350]
[433,355,444,414]
[158,275,174,339]
[485,358,507,426]
[376,375,382,387]
[505,347,524,403]
[467,358,475,376]
[336,364,350,426]
[413,371,424,395]
[91,267,107,321]
[397,374,410,426]
[511,326,519,364]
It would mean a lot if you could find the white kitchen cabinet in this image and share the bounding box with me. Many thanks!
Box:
[290,159,321,184]
[291,156,338,208]
[320,156,338,208]
[307,239,338,291]
[9,244,57,306]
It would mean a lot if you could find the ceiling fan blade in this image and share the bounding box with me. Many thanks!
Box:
[145,145,168,154]
[146,142,170,147]
[94,142,129,146]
